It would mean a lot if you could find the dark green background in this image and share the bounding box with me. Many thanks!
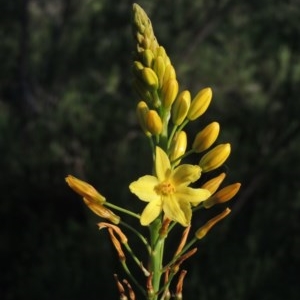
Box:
[1,0,299,299]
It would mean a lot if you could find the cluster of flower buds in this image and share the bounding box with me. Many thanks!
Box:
[131,4,241,242]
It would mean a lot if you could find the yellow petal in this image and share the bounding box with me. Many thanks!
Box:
[155,147,171,181]
[163,195,189,226]
[129,175,159,202]
[172,164,201,186]
[176,187,211,207]
[140,198,162,225]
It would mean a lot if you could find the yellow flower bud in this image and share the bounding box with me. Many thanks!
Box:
[83,198,120,224]
[132,60,144,76]
[65,175,106,204]
[201,172,226,194]
[141,67,159,91]
[169,131,187,165]
[199,143,231,173]
[192,122,220,153]
[152,56,165,87]
[203,183,241,208]
[146,110,163,135]
[133,79,152,103]
[141,49,154,67]
[163,64,176,84]
[161,79,179,109]
[136,101,151,136]
[195,208,231,239]
[172,90,191,125]
[187,87,212,121]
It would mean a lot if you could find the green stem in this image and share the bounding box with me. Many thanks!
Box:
[149,218,165,300]
[120,221,150,252]
[104,202,140,219]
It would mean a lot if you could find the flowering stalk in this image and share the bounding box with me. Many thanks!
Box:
[65,3,240,299]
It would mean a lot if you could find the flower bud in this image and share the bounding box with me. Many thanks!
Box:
[172,90,191,125]
[141,67,159,91]
[169,131,187,165]
[199,143,231,173]
[152,56,165,87]
[187,87,212,121]
[192,122,220,153]
[146,110,163,135]
[203,183,241,208]
[136,101,151,136]
[65,175,106,204]
[201,172,226,194]
[163,64,176,84]
[83,198,120,224]
[161,79,179,109]
[133,79,152,103]
[195,208,231,239]
[141,49,154,67]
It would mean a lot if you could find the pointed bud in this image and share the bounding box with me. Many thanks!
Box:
[169,131,187,165]
[187,87,212,121]
[195,208,231,239]
[152,56,165,87]
[163,64,176,84]
[199,143,231,173]
[161,79,179,109]
[83,198,120,224]
[172,90,191,125]
[141,49,154,67]
[146,110,163,135]
[192,122,220,153]
[203,183,241,208]
[201,173,226,194]
[65,175,106,204]
[136,101,151,136]
[132,79,152,103]
[141,67,159,91]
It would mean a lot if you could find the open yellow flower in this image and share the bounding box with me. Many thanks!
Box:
[129,147,211,226]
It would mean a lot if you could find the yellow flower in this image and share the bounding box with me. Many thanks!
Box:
[129,147,211,226]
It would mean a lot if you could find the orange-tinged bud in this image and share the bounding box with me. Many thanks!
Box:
[203,183,241,208]
[195,208,231,239]
[199,143,231,173]
[161,79,179,109]
[146,110,163,135]
[136,101,151,136]
[172,90,191,125]
[169,131,187,165]
[201,172,226,194]
[141,67,159,90]
[192,122,220,153]
[83,198,120,224]
[65,175,106,204]
[187,87,212,121]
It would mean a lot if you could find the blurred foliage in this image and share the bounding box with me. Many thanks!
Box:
[1,0,299,299]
